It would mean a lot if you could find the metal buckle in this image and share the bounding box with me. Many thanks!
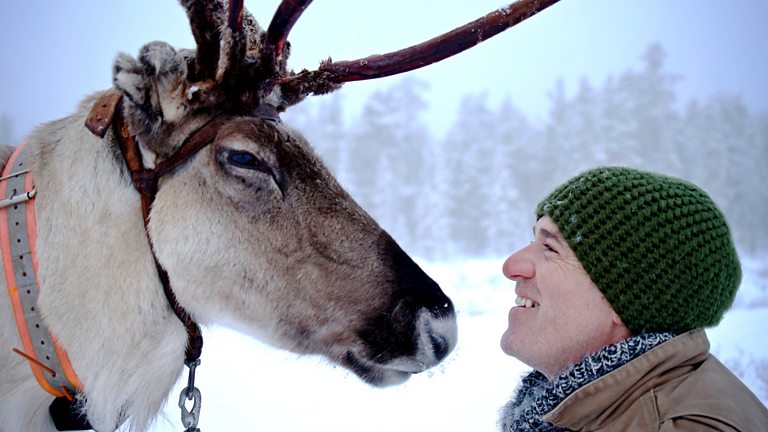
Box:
[0,187,36,210]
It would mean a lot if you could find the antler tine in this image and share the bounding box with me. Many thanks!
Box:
[262,0,314,77]
[279,0,559,101]
[217,0,249,87]
[180,0,227,82]
[228,0,244,31]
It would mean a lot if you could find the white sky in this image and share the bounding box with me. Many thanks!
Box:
[1,0,767,141]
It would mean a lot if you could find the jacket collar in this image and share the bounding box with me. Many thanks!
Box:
[500,332,676,432]
[543,330,710,429]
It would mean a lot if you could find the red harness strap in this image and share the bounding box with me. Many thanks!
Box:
[0,142,83,399]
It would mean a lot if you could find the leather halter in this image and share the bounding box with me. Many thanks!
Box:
[84,90,281,431]
[86,90,235,365]
[84,90,279,431]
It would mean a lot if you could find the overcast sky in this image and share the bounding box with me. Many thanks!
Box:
[1,0,767,141]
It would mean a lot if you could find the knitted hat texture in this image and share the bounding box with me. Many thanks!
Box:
[536,167,741,334]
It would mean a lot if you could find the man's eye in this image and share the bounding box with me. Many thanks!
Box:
[544,243,558,253]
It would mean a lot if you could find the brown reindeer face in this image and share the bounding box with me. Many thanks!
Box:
[109,35,458,384]
[107,0,557,386]
[144,115,455,386]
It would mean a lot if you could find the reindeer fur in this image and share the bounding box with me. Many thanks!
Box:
[0,71,456,432]
[0,2,458,430]
[0,94,189,431]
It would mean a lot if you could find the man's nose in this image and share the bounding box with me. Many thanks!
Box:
[502,246,535,281]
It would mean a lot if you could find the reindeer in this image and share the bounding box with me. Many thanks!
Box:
[0,0,559,430]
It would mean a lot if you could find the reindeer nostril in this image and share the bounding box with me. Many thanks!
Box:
[429,333,450,362]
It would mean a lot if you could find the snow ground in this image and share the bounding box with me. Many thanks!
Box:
[145,256,767,431]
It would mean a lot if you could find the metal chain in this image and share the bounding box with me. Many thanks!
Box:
[178,359,202,432]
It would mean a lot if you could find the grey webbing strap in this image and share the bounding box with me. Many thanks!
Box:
[2,146,74,393]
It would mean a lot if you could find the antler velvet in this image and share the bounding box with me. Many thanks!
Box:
[177,0,560,111]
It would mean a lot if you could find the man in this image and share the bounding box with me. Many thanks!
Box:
[498,166,768,431]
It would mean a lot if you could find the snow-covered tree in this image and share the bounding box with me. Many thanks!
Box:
[346,77,431,250]
[487,98,538,255]
[443,93,499,256]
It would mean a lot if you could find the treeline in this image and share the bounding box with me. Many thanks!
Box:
[284,44,767,259]
[4,45,762,259]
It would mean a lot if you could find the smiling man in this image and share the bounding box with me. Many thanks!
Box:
[498,167,768,432]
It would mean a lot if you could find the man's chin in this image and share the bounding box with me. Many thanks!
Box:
[499,327,517,356]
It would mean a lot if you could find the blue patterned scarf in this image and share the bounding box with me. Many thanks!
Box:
[498,332,676,432]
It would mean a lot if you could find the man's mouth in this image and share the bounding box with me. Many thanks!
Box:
[515,295,539,308]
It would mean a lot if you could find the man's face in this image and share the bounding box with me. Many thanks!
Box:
[499,216,630,378]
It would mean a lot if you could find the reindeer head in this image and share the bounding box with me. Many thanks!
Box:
[91,0,558,386]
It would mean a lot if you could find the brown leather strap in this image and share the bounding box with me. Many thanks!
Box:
[88,94,211,364]
[153,115,230,179]
[112,101,156,226]
[84,90,122,138]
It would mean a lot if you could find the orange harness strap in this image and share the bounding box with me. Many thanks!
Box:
[0,142,83,399]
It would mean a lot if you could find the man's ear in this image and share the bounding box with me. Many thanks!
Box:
[611,312,633,339]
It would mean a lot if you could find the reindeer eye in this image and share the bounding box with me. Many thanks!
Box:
[224,149,286,196]
[228,151,261,169]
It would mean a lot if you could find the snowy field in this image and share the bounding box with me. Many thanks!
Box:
[143,254,768,431]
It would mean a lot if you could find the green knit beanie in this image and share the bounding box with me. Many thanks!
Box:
[536,166,741,334]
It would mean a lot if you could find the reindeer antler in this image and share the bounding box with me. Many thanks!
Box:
[179,0,268,111]
[261,0,313,78]
[320,0,559,82]
[178,0,560,113]
[180,0,226,81]
[228,0,245,30]
[277,0,560,104]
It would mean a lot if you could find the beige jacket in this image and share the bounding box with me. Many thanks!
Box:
[543,330,768,431]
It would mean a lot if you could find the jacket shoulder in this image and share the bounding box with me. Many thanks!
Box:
[656,354,768,431]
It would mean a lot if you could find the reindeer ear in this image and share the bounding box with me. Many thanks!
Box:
[113,53,147,106]
[113,41,190,125]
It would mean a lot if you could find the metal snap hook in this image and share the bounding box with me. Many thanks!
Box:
[178,385,201,431]
[178,359,202,432]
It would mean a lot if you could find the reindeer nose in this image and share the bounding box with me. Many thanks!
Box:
[430,333,451,362]
[427,297,456,320]
[363,232,456,360]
